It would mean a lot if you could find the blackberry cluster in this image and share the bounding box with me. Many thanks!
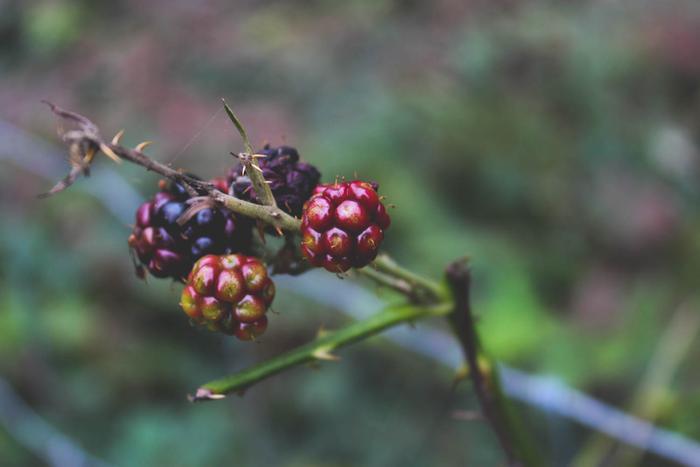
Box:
[300,181,391,273]
[128,179,252,280]
[227,145,321,217]
[180,254,275,340]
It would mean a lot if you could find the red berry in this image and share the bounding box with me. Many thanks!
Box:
[179,254,275,341]
[349,181,379,210]
[180,285,201,321]
[191,263,217,295]
[322,183,349,205]
[234,316,268,341]
[334,200,369,233]
[323,227,353,257]
[241,260,268,293]
[234,295,267,323]
[300,180,389,272]
[356,225,383,263]
[375,203,391,230]
[304,196,333,231]
[301,227,324,255]
[323,254,352,273]
[215,269,245,303]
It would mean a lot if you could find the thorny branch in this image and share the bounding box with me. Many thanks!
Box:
[42,101,301,232]
[42,101,441,302]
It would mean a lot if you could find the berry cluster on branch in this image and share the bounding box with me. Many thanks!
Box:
[42,101,534,466]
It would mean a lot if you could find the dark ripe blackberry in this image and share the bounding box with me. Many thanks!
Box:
[227,145,321,217]
[129,179,254,281]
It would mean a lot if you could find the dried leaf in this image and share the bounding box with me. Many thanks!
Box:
[222,98,253,154]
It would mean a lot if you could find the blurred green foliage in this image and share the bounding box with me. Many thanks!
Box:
[1,0,700,465]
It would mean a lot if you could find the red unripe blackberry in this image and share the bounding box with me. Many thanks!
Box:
[300,181,390,273]
[129,179,253,281]
[180,254,275,340]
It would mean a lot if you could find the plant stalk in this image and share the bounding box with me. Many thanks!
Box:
[192,301,452,400]
[445,259,539,467]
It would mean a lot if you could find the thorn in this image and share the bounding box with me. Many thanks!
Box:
[135,141,153,152]
[189,388,227,402]
[387,203,397,209]
[313,347,340,361]
[274,226,284,237]
[250,163,264,173]
[99,143,122,164]
[111,129,125,145]
[316,324,329,338]
[251,153,267,159]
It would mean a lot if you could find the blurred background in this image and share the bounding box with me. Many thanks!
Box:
[2,0,700,465]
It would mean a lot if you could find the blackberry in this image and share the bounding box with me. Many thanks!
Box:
[128,179,253,280]
[227,145,320,217]
[300,181,390,273]
[180,254,274,340]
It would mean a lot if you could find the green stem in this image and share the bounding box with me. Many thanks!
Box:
[192,301,452,400]
[372,254,443,301]
[354,267,417,301]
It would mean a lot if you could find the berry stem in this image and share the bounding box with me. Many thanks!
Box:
[372,254,443,302]
[191,301,453,400]
[354,267,421,302]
